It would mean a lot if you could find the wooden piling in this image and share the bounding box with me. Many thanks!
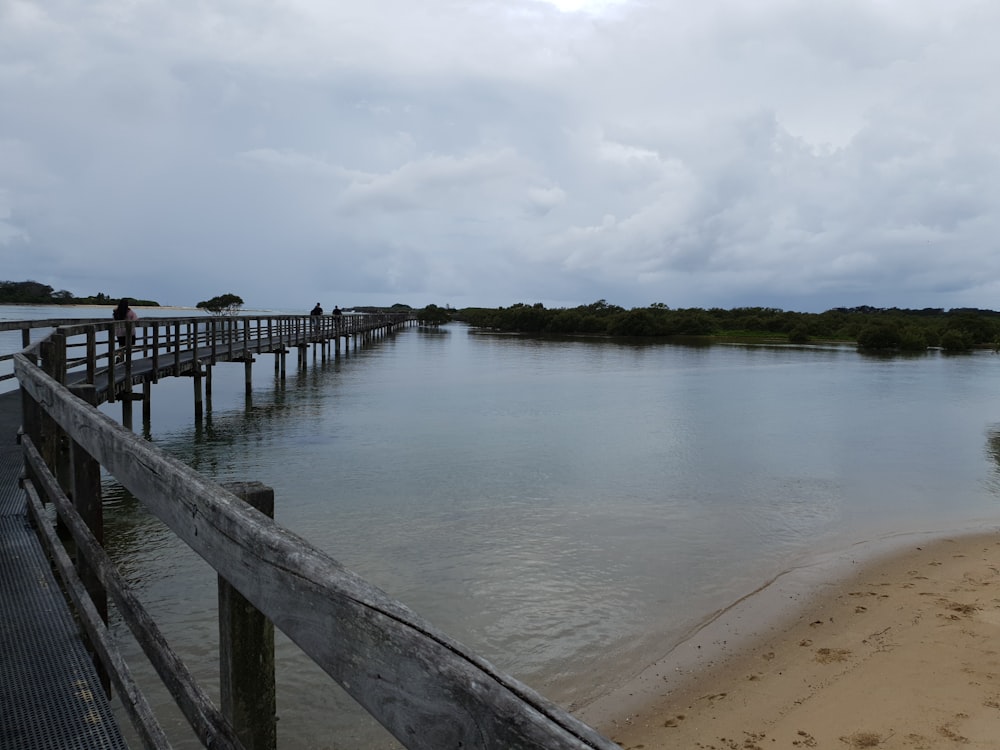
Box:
[142,380,152,426]
[219,481,277,750]
[193,361,204,421]
[121,395,133,431]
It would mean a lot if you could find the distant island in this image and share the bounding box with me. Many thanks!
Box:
[0,280,159,307]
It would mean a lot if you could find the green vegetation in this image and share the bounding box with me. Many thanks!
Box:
[416,304,451,326]
[0,279,159,306]
[350,303,413,314]
[451,301,1000,353]
[196,293,244,317]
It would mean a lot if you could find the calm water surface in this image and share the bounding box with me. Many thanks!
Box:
[5,306,1000,748]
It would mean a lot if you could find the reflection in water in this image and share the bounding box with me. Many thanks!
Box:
[96,326,1000,748]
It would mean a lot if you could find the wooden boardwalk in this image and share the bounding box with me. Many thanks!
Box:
[0,389,129,749]
[3,314,623,750]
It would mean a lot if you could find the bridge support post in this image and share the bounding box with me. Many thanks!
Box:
[193,361,204,421]
[244,358,253,398]
[219,481,277,750]
[142,380,152,426]
[121,395,133,431]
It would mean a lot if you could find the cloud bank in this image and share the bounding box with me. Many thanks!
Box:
[2,0,998,311]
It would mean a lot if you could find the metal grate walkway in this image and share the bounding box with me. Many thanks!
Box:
[0,390,129,749]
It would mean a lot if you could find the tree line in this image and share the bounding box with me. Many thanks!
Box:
[7,278,997,352]
[448,301,1000,352]
[0,279,159,307]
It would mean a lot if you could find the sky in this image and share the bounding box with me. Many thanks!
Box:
[1,0,999,313]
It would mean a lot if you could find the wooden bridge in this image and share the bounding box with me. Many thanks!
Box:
[0,313,622,749]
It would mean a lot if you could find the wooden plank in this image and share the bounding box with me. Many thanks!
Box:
[14,354,621,750]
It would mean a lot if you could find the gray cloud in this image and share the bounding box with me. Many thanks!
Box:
[2,0,998,312]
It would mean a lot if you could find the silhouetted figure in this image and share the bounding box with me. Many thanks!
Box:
[112,298,138,347]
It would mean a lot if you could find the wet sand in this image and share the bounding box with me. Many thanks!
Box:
[582,529,1000,749]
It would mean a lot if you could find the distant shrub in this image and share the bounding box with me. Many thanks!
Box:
[898,326,928,352]
[940,329,974,352]
[857,323,901,350]
[787,325,810,344]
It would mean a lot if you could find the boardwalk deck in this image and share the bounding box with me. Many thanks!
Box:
[0,390,128,749]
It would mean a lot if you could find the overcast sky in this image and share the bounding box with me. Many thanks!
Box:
[2,1,998,312]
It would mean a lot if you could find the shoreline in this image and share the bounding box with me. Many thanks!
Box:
[581,525,1000,749]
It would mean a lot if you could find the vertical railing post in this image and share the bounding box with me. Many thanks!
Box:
[173,321,182,374]
[40,334,71,490]
[243,322,253,398]
[68,382,109,694]
[49,331,67,385]
[19,350,41,487]
[121,325,134,430]
[211,318,218,366]
[219,481,277,750]
[106,323,117,399]
[86,328,96,385]
[151,321,160,382]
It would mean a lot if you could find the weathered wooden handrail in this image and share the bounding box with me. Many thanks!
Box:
[0,318,97,382]
[13,316,622,749]
[11,313,406,404]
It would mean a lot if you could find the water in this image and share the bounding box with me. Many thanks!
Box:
[6,305,1000,748]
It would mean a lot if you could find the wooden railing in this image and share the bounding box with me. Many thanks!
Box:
[12,316,621,750]
[4,313,404,394]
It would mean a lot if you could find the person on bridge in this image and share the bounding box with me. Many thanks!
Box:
[112,298,138,348]
[332,305,342,317]
[310,303,324,316]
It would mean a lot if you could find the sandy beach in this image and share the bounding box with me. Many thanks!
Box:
[582,530,1000,750]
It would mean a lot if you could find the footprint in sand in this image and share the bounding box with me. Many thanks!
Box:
[937,598,978,617]
[814,648,851,664]
[840,731,882,747]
